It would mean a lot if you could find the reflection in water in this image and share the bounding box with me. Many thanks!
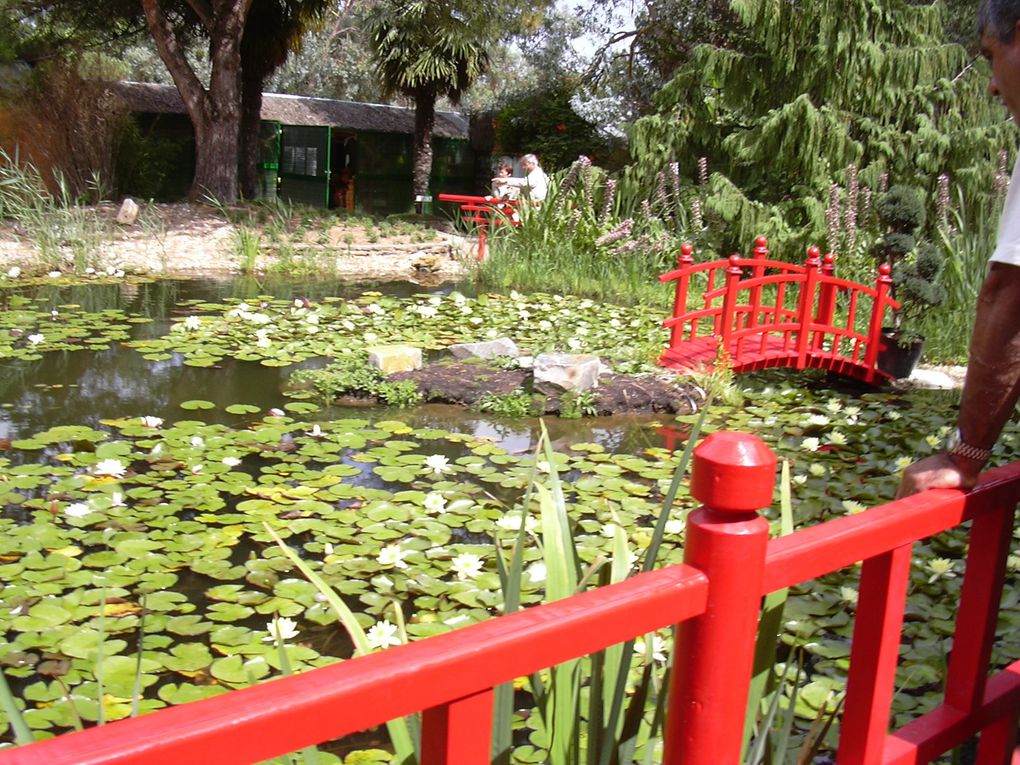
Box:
[0,278,671,454]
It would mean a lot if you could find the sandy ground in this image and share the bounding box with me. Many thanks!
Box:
[0,202,474,283]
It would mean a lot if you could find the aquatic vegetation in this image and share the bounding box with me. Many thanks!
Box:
[126,291,667,372]
[0,296,146,361]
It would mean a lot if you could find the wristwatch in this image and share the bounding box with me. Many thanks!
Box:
[946,428,992,463]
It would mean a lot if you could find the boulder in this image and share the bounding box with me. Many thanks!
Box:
[115,198,139,225]
[533,353,601,394]
[448,337,519,360]
[906,368,957,390]
[367,345,423,374]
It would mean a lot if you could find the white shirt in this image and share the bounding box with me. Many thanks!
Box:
[506,166,549,202]
[992,153,1020,265]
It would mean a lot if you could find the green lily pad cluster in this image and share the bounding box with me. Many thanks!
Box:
[0,269,159,290]
[0,295,147,361]
[0,405,692,743]
[125,291,667,371]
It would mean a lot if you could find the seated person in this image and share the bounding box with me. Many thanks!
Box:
[493,153,548,203]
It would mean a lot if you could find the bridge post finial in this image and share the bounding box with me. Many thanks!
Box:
[753,236,768,259]
[805,245,822,269]
[663,431,774,765]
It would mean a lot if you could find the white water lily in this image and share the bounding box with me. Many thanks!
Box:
[538,320,552,330]
[842,499,867,515]
[93,458,126,478]
[341,319,356,331]
[600,523,618,538]
[417,305,438,319]
[307,424,323,438]
[800,437,821,452]
[424,454,451,475]
[106,266,117,275]
[927,558,957,583]
[423,492,446,513]
[6,266,21,278]
[363,332,379,343]
[263,616,300,643]
[378,543,410,569]
[828,431,848,446]
[634,634,668,663]
[840,586,859,607]
[306,313,320,325]
[47,270,61,278]
[807,414,830,426]
[366,619,401,649]
[469,317,483,324]
[190,464,204,475]
[221,456,241,467]
[365,303,384,315]
[894,456,912,471]
[664,519,684,535]
[65,503,91,518]
[527,561,547,583]
[183,315,202,331]
[190,436,205,448]
[567,338,582,350]
[256,337,272,348]
[139,416,163,428]
[85,267,95,275]
[451,552,484,580]
[496,513,538,533]
[27,334,44,345]
[109,491,125,508]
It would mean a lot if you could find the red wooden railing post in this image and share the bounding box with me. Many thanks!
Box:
[862,263,894,384]
[813,253,837,352]
[718,254,744,347]
[747,235,768,329]
[663,431,776,765]
[795,246,821,368]
[421,689,494,764]
[670,243,696,349]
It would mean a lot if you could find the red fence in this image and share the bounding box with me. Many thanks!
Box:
[2,432,1019,764]
[658,237,901,384]
[436,194,520,262]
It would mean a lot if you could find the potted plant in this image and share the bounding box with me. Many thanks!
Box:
[873,185,946,378]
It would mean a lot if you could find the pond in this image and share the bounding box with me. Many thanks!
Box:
[0,273,1016,762]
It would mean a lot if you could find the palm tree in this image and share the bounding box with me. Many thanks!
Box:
[366,0,494,197]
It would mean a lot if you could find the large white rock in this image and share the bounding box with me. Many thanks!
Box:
[907,368,957,390]
[367,345,422,374]
[533,353,601,394]
[448,338,519,360]
[115,198,139,225]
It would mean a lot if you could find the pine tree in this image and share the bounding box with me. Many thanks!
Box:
[630,0,1013,253]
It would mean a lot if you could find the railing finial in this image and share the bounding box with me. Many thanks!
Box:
[691,431,776,513]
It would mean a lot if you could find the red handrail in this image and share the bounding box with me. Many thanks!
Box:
[2,434,1018,764]
[659,238,901,384]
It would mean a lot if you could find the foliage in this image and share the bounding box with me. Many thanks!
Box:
[630,0,1013,257]
[289,353,423,408]
[558,389,599,419]
[476,389,536,417]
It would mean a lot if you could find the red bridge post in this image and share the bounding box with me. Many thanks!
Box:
[670,243,696,348]
[796,247,822,368]
[663,432,776,765]
[862,263,894,384]
[718,254,744,345]
[813,253,838,352]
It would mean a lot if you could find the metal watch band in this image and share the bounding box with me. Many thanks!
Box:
[948,429,992,463]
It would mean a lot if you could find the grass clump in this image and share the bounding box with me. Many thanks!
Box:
[289,353,423,408]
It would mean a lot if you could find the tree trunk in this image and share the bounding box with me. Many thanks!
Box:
[412,89,436,198]
[141,0,252,202]
[238,67,264,200]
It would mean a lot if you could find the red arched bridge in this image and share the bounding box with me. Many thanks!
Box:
[658,236,900,384]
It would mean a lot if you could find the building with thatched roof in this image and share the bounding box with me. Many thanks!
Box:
[113,81,473,213]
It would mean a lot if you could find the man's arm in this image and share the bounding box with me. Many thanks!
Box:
[898,262,1020,497]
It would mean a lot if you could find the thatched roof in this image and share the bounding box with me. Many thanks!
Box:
[111,81,469,139]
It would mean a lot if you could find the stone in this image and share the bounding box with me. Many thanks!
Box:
[448,338,519,360]
[367,345,422,374]
[115,198,139,225]
[533,353,601,394]
[906,368,957,390]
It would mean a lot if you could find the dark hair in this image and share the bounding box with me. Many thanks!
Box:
[978,0,1020,41]
[497,161,512,174]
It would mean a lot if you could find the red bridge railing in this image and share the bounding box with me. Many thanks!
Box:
[2,433,1018,764]
[658,236,901,384]
[437,193,520,262]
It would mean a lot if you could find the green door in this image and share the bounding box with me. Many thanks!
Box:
[278,124,331,208]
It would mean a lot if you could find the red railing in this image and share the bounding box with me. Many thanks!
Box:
[658,237,901,384]
[436,193,520,262]
[2,432,1019,765]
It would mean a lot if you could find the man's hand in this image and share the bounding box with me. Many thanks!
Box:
[896,453,983,499]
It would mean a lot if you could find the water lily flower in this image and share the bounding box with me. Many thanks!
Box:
[664,518,684,535]
[926,558,957,583]
[85,267,95,275]
[307,424,323,438]
[93,458,126,478]
[842,499,867,515]
[840,586,859,606]
[600,522,618,538]
[341,319,355,331]
[423,491,446,513]
[894,456,912,471]
[363,332,379,343]
[807,414,830,426]
[50,310,59,319]
[469,317,483,325]
[366,620,401,649]
[378,543,410,569]
[110,491,125,507]
[451,552,484,580]
[828,431,848,446]
[27,334,44,345]
[634,634,668,663]
[305,325,319,334]
[424,454,451,475]
[495,513,538,533]
[190,464,204,475]
[65,502,91,518]
[6,266,20,278]
[293,298,304,308]
[567,338,582,350]
[263,616,300,643]
[365,303,384,315]
[306,313,320,325]
[150,443,164,456]
[452,293,467,305]
[800,437,821,452]
[183,315,202,331]
[47,270,61,278]
[190,436,204,448]
[256,337,272,348]
[460,305,472,315]
[575,325,588,335]
[538,320,552,330]
[417,305,437,319]
[106,266,117,275]
[139,416,163,428]
[428,295,442,306]
[323,542,335,556]
[221,456,241,467]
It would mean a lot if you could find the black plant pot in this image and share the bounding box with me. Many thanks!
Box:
[877,328,924,379]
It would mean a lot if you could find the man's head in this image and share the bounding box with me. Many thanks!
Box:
[979,0,1020,122]
[521,153,539,172]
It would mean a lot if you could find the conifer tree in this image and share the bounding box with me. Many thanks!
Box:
[630,0,1013,253]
